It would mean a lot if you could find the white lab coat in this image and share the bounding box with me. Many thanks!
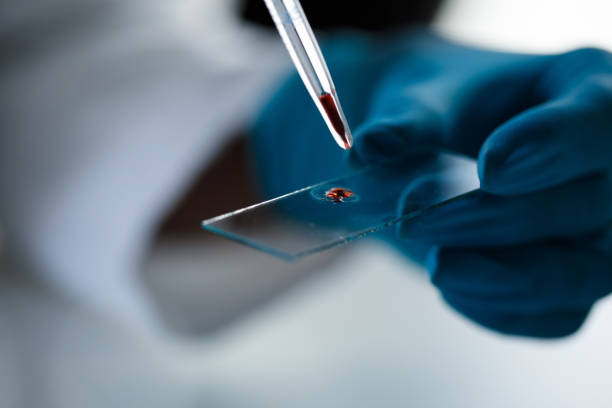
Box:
[0,0,286,329]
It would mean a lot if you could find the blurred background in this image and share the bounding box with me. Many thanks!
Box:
[1,0,611,407]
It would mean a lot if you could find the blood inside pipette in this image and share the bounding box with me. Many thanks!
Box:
[318,93,350,149]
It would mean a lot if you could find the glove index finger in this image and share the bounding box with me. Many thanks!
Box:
[350,35,550,166]
[351,103,446,165]
[479,79,612,195]
[479,48,612,195]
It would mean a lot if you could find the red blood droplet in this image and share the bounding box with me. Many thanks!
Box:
[325,187,354,203]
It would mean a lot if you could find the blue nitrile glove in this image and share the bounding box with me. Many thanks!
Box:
[250,33,401,196]
[250,32,437,260]
[250,30,612,338]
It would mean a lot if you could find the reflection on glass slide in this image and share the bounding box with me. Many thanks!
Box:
[202,153,480,260]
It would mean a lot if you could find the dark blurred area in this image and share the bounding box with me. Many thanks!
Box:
[241,0,444,30]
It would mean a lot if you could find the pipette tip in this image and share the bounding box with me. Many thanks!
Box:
[318,92,353,150]
[340,130,353,150]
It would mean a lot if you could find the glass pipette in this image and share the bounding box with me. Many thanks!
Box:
[263,0,353,150]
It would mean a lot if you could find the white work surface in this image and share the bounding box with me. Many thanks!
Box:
[2,240,611,408]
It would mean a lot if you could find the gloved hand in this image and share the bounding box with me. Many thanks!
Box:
[250,30,612,338]
[250,33,401,196]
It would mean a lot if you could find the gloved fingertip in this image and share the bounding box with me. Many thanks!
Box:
[396,174,446,240]
[346,147,366,169]
[397,174,487,245]
[424,245,441,279]
[443,293,590,338]
[432,245,598,338]
[477,140,507,194]
[478,132,544,195]
[352,109,442,165]
[397,173,440,213]
[429,248,501,294]
[352,120,407,165]
[477,102,587,195]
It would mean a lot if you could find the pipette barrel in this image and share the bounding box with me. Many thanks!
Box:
[263,0,353,150]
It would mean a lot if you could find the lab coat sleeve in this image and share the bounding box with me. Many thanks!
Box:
[0,0,283,330]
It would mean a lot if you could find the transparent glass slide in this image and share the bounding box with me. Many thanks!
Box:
[202,153,480,260]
